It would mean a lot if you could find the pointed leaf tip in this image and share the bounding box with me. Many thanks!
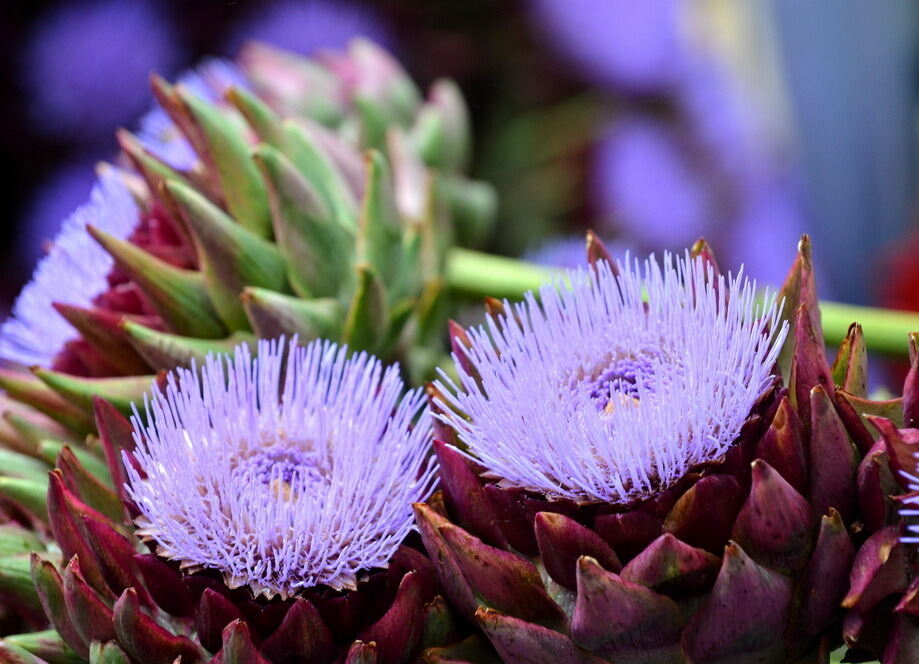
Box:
[175,86,272,240]
[113,588,205,664]
[87,225,226,339]
[477,607,605,664]
[683,542,793,664]
[253,143,355,299]
[585,231,615,272]
[438,520,565,627]
[163,179,287,331]
[571,556,681,660]
[731,459,814,574]
[342,264,388,354]
[535,512,621,590]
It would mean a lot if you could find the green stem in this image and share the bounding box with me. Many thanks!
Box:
[445,247,919,357]
[446,247,558,299]
[820,301,918,356]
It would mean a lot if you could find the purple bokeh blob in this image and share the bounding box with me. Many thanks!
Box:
[592,116,714,249]
[23,0,180,140]
[16,160,98,267]
[225,0,393,57]
[529,0,685,92]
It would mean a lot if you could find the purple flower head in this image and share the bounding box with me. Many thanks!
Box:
[0,174,138,366]
[435,254,786,504]
[126,337,437,598]
[137,59,249,171]
[24,0,180,140]
[225,0,393,58]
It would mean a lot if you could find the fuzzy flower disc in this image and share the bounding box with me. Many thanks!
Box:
[127,337,436,598]
[436,254,786,504]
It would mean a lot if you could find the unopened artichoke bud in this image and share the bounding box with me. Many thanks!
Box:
[421,237,918,663]
[6,338,490,664]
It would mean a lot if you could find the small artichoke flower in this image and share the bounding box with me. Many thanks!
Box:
[25,338,474,663]
[127,337,436,598]
[0,40,496,662]
[419,238,919,663]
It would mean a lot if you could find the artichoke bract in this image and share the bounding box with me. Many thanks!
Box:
[420,237,919,663]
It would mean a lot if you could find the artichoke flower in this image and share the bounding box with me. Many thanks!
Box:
[418,238,918,663]
[12,338,488,664]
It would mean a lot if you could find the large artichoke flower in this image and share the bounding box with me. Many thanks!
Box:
[419,238,918,663]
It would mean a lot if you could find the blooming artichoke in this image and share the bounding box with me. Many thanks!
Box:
[418,237,919,663]
[4,337,495,664]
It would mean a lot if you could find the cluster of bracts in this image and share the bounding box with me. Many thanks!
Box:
[0,39,913,664]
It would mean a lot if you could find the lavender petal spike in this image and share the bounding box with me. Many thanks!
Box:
[126,337,437,598]
[435,253,787,504]
[903,467,919,544]
[0,174,138,367]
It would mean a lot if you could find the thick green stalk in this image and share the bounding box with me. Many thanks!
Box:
[445,248,919,357]
[446,247,557,299]
[819,301,919,356]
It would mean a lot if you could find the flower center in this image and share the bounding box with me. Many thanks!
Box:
[232,443,329,493]
[590,354,655,400]
[576,349,678,414]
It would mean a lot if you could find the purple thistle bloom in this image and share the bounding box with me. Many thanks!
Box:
[0,174,138,366]
[136,59,249,170]
[126,337,437,598]
[435,254,786,504]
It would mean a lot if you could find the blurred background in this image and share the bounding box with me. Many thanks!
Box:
[1,0,918,315]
